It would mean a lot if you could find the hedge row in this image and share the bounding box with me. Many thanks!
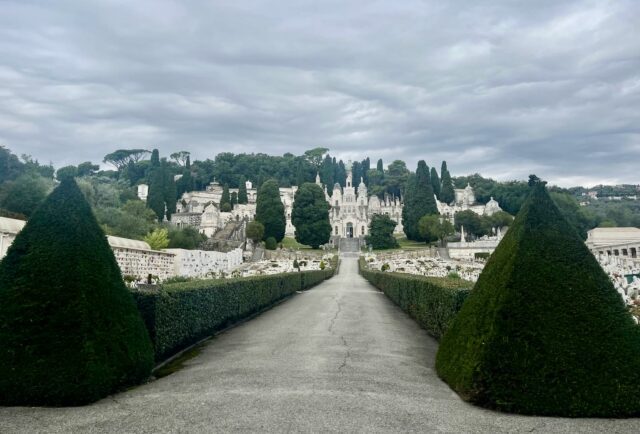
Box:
[359,258,471,340]
[134,267,335,362]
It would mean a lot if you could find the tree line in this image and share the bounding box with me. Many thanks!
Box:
[2,145,637,246]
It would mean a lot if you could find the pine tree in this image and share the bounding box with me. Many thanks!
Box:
[238,176,249,204]
[436,181,640,417]
[430,167,441,200]
[255,179,286,242]
[440,161,455,204]
[291,183,331,249]
[402,161,438,241]
[0,178,153,406]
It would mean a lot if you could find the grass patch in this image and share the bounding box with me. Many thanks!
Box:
[281,237,312,250]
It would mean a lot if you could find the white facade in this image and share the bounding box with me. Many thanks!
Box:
[165,248,243,278]
[436,184,502,223]
[0,216,242,282]
[137,184,149,201]
[586,227,640,250]
[0,216,26,259]
[320,170,403,239]
[107,236,175,281]
[172,171,504,242]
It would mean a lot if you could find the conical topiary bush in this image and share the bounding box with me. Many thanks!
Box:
[435,180,640,417]
[0,178,153,406]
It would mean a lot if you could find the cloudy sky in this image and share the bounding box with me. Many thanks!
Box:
[1,0,638,187]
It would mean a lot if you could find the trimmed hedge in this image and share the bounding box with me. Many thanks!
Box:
[135,267,335,362]
[436,183,640,417]
[359,258,471,340]
[0,179,153,406]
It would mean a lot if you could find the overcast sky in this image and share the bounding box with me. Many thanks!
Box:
[1,0,639,187]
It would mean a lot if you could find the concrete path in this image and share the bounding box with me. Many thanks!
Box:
[1,258,638,433]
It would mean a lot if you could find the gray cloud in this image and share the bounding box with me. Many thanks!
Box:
[0,0,638,186]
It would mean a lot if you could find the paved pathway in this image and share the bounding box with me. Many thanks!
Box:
[1,258,638,433]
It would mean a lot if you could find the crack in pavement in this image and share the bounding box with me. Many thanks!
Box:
[338,335,351,372]
[328,295,342,333]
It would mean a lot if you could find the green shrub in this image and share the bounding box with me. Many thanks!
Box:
[134,268,335,362]
[265,236,277,250]
[0,178,153,406]
[359,258,471,340]
[474,252,490,260]
[436,182,640,417]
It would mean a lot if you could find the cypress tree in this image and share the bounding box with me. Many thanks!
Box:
[238,176,248,204]
[147,165,165,221]
[351,161,362,185]
[440,161,455,204]
[376,158,384,172]
[436,181,640,417]
[255,179,286,242]
[150,148,160,167]
[230,191,238,207]
[362,157,371,185]
[430,167,441,200]
[335,160,347,187]
[162,158,176,220]
[402,161,438,241]
[291,183,331,249]
[0,178,153,406]
[221,184,231,207]
[320,155,334,187]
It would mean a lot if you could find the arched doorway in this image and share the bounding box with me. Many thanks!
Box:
[346,222,354,238]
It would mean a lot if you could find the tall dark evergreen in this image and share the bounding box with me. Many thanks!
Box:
[351,161,363,185]
[320,155,334,188]
[291,183,331,249]
[295,160,305,187]
[147,169,165,222]
[162,158,177,219]
[361,157,371,185]
[221,184,231,206]
[402,161,438,241]
[440,161,455,204]
[238,176,248,204]
[335,160,347,187]
[177,159,193,198]
[430,167,441,200]
[376,158,384,172]
[255,179,286,242]
[230,191,238,207]
[150,148,160,167]
[0,178,153,406]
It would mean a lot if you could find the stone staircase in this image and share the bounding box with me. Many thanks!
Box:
[339,238,361,257]
[200,220,247,252]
